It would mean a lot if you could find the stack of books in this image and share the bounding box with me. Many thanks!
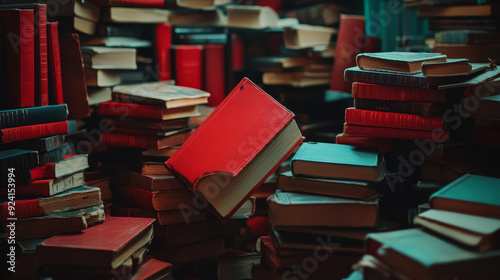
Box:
[254,142,386,280]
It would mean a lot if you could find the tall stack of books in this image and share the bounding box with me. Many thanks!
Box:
[253,142,386,280]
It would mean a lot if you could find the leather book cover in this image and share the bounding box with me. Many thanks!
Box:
[47,22,64,105]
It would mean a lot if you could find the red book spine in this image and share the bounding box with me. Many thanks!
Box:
[231,34,244,71]
[352,82,446,103]
[362,36,381,53]
[99,101,163,119]
[30,163,55,180]
[35,4,49,106]
[47,22,64,105]
[100,133,159,149]
[1,10,35,108]
[345,107,445,131]
[156,23,171,81]
[343,123,450,141]
[335,134,392,154]
[95,0,166,7]
[330,14,365,93]
[175,45,203,90]
[16,180,52,197]
[1,199,44,220]
[0,121,68,144]
[116,185,155,211]
[204,44,225,107]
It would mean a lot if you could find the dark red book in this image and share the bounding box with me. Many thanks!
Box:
[114,185,194,211]
[354,98,445,116]
[14,171,84,197]
[345,107,446,131]
[165,78,304,222]
[89,0,170,8]
[204,44,225,107]
[100,131,191,149]
[362,36,381,53]
[231,34,244,71]
[0,121,68,144]
[1,9,35,108]
[343,123,450,141]
[47,22,64,105]
[34,4,49,106]
[175,45,202,90]
[335,134,393,154]
[29,154,89,180]
[132,258,172,280]
[330,14,365,93]
[99,101,199,120]
[352,82,446,103]
[156,23,171,81]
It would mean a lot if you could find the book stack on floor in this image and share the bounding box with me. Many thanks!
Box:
[346,173,500,280]
[253,142,386,280]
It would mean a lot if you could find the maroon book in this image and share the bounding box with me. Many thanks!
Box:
[175,45,202,90]
[47,22,64,105]
[35,4,49,106]
[156,23,172,81]
[204,44,225,107]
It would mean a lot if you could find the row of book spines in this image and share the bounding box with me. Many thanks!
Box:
[1,120,68,144]
[343,123,450,141]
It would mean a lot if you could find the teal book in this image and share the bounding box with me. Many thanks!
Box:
[0,149,38,174]
[291,142,386,182]
[0,104,68,129]
[429,174,500,219]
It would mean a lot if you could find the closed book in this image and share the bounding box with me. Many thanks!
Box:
[0,120,69,144]
[15,171,85,197]
[47,21,64,105]
[291,142,385,182]
[114,185,194,211]
[108,117,189,131]
[37,216,155,269]
[85,68,121,86]
[429,174,500,219]
[366,228,500,280]
[345,107,446,131]
[99,102,200,120]
[418,4,500,17]
[356,52,447,73]
[204,44,225,106]
[1,9,35,108]
[30,154,89,180]
[343,123,450,141]
[463,94,500,120]
[34,4,49,106]
[115,170,184,191]
[284,24,336,50]
[152,237,225,267]
[0,149,38,174]
[1,135,65,152]
[0,104,68,129]
[81,46,137,69]
[89,0,171,8]
[101,7,170,23]
[38,142,75,166]
[175,45,203,90]
[354,98,445,116]
[351,82,446,103]
[272,230,365,254]
[156,23,172,81]
[335,134,393,154]
[100,131,191,149]
[165,78,304,221]
[130,258,172,280]
[226,5,280,29]
[112,205,208,226]
[422,58,472,77]
[268,190,378,228]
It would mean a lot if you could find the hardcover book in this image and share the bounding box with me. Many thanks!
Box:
[81,46,137,69]
[100,130,191,149]
[34,4,49,107]
[99,102,200,120]
[0,104,68,129]
[356,52,447,73]
[421,58,472,77]
[15,171,85,197]
[47,21,64,105]
[343,123,450,141]
[351,82,447,103]
[175,45,203,90]
[0,120,69,144]
[354,99,445,116]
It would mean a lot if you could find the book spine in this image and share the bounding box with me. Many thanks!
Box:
[0,121,68,144]
[1,199,44,220]
[99,101,163,119]
[35,4,49,107]
[118,171,153,190]
[0,151,39,174]
[100,133,158,149]
[156,23,171,81]
[343,123,450,141]
[111,93,166,108]
[204,44,225,107]
[354,99,444,116]
[15,180,52,197]
[99,0,166,7]
[47,22,64,105]
[0,104,68,129]
[175,45,203,90]
[30,164,54,180]
[344,69,428,88]
[335,134,392,153]
[345,108,445,131]
[0,168,32,185]
[38,143,73,165]
[352,82,445,103]
[115,185,155,211]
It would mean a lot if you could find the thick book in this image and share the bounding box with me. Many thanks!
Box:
[30,154,89,180]
[1,9,35,108]
[112,81,210,109]
[165,78,304,221]
[356,52,447,73]
[345,107,446,131]
[112,205,208,226]
[429,174,500,219]
[2,134,65,153]
[0,120,68,144]
[100,130,191,149]
[343,123,450,141]
[37,216,155,269]
[34,4,49,106]
[115,170,184,191]
[0,149,38,174]
[15,171,85,197]
[38,141,75,166]
[422,58,472,77]
[99,102,200,120]
[268,190,378,228]
[0,104,67,129]
[47,21,64,105]
[291,142,386,182]
[84,68,121,87]
[351,82,447,103]
[414,209,500,252]
[114,185,194,211]
[284,24,336,50]
[204,44,225,107]
[156,23,171,81]
[81,46,137,69]
[366,228,500,280]
[226,5,281,29]
[354,98,445,116]
[175,45,203,90]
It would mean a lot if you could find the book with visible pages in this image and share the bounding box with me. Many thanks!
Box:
[85,68,121,86]
[36,216,155,269]
[177,0,230,9]
[131,258,172,280]
[14,171,85,197]
[81,46,137,69]
[100,130,191,149]
[422,58,472,77]
[291,142,386,182]
[366,228,500,280]
[115,170,184,191]
[356,52,447,73]
[99,102,200,120]
[414,209,500,251]
[112,81,210,109]
[226,5,280,29]
[101,6,170,23]
[0,104,68,129]
[429,174,500,219]
[268,190,378,228]
[165,78,304,222]
[30,154,89,180]
[284,24,337,50]
[112,205,208,226]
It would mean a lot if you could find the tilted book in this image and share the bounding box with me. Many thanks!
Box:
[165,78,303,222]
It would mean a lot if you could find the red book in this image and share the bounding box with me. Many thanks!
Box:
[47,22,64,105]
[165,78,304,222]
[1,9,35,108]
[89,0,168,8]
[0,121,68,144]
[36,217,155,269]
[343,123,450,141]
[330,14,365,93]
[362,36,381,53]
[352,82,446,103]
[335,134,393,154]
[35,4,49,106]
[231,34,245,71]
[156,23,172,81]
[100,131,191,149]
[204,44,225,107]
[30,154,89,180]
[132,259,172,280]
[114,185,194,211]
[14,171,85,197]
[175,45,202,90]
[1,199,44,220]
[99,101,199,120]
[345,107,446,131]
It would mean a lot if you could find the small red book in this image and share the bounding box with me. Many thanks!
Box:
[0,121,68,144]
[166,78,303,222]
[204,44,225,106]
[132,258,172,280]
[343,123,450,141]
[35,4,49,106]
[175,45,203,90]
[14,171,85,197]
[100,131,191,149]
[335,134,393,154]
[345,107,446,131]
[156,23,171,81]
[352,82,446,103]
[47,21,64,105]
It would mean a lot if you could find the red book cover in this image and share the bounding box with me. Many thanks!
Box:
[114,185,193,211]
[0,121,68,144]
[99,101,164,119]
[1,9,35,108]
[352,82,446,103]
[1,199,43,220]
[35,4,49,106]
[47,22,64,105]
[231,34,245,71]
[175,45,202,90]
[165,78,304,222]
[14,171,84,197]
[204,44,225,107]
[156,23,171,81]
[330,14,365,93]
[343,123,450,141]
[335,134,393,154]
[345,107,446,131]
[100,132,190,149]
[132,259,172,280]
[89,0,168,8]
